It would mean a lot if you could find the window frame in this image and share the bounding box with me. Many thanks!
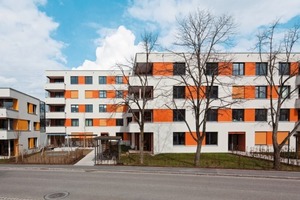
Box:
[255,109,267,121]
[71,104,79,113]
[232,63,245,76]
[99,104,107,112]
[85,104,93,113]
[85,119,93,126]
[280,86,290,99]
[255,86,267,99]
[115,76,123,84]
[205,62,219,76]
[99,90,107,98]
[85,76,93,84]
[207,109,218,121]
[71,119,79,126]
[173,109,185,122]
[70,76,78,84]
[279,62,290,75]
[279,109,290,121]
[256,62,268,76]
[173,62,186,75]
[173,132,185,145]
[205,132,218,145]
[232,109,244,121]
[99,76,107,84]
[116,90,123,98]
[173,86,185,99]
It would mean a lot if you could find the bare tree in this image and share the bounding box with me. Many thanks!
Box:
[118,32,158,164]
[173,9,236,166]
[256,20,300,170]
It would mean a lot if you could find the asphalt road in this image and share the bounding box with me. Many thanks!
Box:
[0,166,299,200]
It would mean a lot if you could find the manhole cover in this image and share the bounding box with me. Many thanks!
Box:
[44,192,69,200]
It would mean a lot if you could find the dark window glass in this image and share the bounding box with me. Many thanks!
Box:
[206,63,218,75]
[256,62,267,75]
[116,76,123,84]
[85,104,93,112]
[99,76,106,84]
[85,76,93,84]
[279,63,290,75]
[207,109,218,121]
[280,86,290,99]
[144,110,153,122]
[173,86,185,99]
[279,109,289,121]
[85,119,93,126]
[255,109,267,121]
[173,132,185,145]
[206,86,218,99]
[70,76,78,84]
[134,63,153,75]
[99,91,107,98]
[173,62,186,75]
[99,104,106,112]
[205,132,218,145]
[232,109,244,121]
[71,104,78,113]
[116,90,123,98]
[71,119,79,126]
[233,63,244,75]
[255,86,267,99]
[173,109,185,121]
[116,119,124,126]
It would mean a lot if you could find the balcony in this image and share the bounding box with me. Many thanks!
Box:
[0,108,19,118]
[295,99,300,108]
[46,126,66,133]
[46,112,66,119]
[0,130,18,140]
[45,82,65,91]
[45,98,65,105]
[296,76,300,86]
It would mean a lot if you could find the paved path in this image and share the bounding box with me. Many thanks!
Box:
[74,149,95,166]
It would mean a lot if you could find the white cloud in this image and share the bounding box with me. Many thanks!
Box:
[0,0,66,100]
[127,0,300,50]
[74,26,143,70]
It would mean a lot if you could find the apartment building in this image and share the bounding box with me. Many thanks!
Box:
[45,53,300,154]
[0,88,46,158]
[44,70,130,147]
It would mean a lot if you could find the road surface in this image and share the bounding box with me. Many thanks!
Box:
[0,166,299,200]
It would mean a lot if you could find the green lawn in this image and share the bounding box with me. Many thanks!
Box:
[120,153,300,171]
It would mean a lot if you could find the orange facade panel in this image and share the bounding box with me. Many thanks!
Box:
[266,132,272,145]
[92,90,99,98]
[123,133,130,141]
[232,86,245,99]
[85,90,93,98]
[218,62,232,75]
[244,109,255,121]
[78,76,85,84]
[218,109,232,122]
[107,119,116,126]
[185,86,205,99]
[65,119,71,127]
[65,90,71,98]
[107,104,117,113]
[107,90,115,98]
[255,132,267,145]
[245,62,256,76]
[153,109,173,122]
[244,86,255,99]
[107,76,115,84]
[153,62,173,76]
[185,132,205,146]
[93,119,100,126]
[79,105,85,112]
[123,76,129,84]
[277,131,288,144]
[290,62,299,75]
[290,109,298,122]
[267,86,278,99]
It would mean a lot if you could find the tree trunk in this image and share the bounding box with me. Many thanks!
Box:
[139,131,144,165]
[194,140,202,167]
[273,145,281,170]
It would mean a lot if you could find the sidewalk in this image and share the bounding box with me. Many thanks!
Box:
[74,149,95,166]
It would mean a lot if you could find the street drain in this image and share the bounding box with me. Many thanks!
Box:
[44,192,69,200]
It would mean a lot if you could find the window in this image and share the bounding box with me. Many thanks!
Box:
[71,104,78,113]
[99,76,106,84]
[255,86,267,99]
[70,90,78,99]
[70,76,78,84]
[233,63,244,75]
[173,62,186,75]
[116,119,123,126]
[71,119,79,126]
[28,138,37,149]
[173,109,185,121]
[99,104,106,112]
[115,76,123,84]
[85,104,93,113]
[280,86,290,99]
[207,109,218,121]
[232,109,244,121]
[206,63,218,76]
[206,86,218,99]
[85,119,93,126]
[116,90,123,98]
[279,63,290,75]
[205,132,218,145]
[134,63,153,75]
[232,86,245,99]
[279,109,289,121]
[144,110,153,122]
[99,90,107,98]
[85,76,93,84]
[256,62,267,75]
[173,132,185,145]
[173,86,185,99]
[255,109,267,121]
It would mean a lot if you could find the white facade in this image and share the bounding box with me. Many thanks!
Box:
[0,88,46,158]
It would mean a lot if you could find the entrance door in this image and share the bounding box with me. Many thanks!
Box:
[228,132,245,151]
[133,132,153,152]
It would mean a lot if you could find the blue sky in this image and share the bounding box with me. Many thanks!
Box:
[1,0,300,100]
